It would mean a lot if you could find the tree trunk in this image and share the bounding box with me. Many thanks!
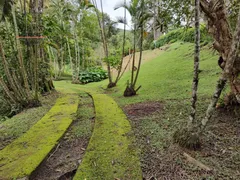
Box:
[66,37,73,70]
[200,0,240,103]
[201,11,240,130]
[115,0,127,84]
[174,10,240,150]
[133,24,144,88]
[0,39,23,101]
[12,4,31,97]
[131,24,136,87]
[93,0,113,87]
[189,0,200,127]
[0,77,18,104]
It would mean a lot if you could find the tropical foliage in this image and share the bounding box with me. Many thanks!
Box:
[79,67,108,84]
[0,0,239,153]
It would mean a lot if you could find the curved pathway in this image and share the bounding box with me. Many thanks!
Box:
[74,93,142,180]
[0,82,142,179]
[0,94,78,179]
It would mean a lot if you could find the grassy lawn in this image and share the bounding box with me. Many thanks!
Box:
[83,42,221,106]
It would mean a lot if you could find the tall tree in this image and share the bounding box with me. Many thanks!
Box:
[92,0,116,88]
[0,0,55,115]
[115,0,150,96]
[200,0,240,103]
[174,7,240,149]
[114,0,127,85]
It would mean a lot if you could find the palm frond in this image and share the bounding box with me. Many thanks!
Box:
[114,1,133,16]
[116,16,127,25]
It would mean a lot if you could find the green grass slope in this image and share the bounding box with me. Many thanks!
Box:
[0,94,78,179]
[55,42,220,106]
[83,42,220,106]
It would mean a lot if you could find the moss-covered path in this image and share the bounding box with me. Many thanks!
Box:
[0,94,78,179]
[74,93,142,180]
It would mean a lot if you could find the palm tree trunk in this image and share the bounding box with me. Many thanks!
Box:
[133,0,145,89]
[188,0,200,127]
[131,25,136,87]
[33,44,39,100]
[115,0,127,84]
[133,25,144,88]
[66,37,73,70]
[72,35,78,82]
[100,0,112,85]
[93,0,113,85]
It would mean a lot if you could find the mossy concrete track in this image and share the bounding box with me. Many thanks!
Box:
[74,93,142,180]
[0,94,78,179]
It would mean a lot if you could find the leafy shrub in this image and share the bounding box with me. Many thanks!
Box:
[103,55,121,69]
[79,67,108,84]
[151,25,212,49]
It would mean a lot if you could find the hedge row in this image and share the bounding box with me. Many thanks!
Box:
[151,25,212,49]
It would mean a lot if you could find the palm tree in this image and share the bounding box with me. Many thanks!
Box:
[114,0,127,85]
[173,0,201,150]
[189,0,200,128]
[92,0,115,88]
[115,0,150,96]
[174,2,240,150]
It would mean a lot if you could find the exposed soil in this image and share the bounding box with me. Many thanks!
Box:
[30,135,89,180]
[30,94,95,180]
[124,101,163,118]
[126,101,240,180]
[29,117,92,180]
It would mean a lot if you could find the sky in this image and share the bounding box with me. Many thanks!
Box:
[96,0,132,30]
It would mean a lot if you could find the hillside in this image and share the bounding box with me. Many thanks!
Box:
[86,42,221,105]
[1,1,239,179]
[63,41,239,179]
[1,42,238,179]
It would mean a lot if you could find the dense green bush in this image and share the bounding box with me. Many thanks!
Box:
[79,67,108,84]
[151,25,212,49]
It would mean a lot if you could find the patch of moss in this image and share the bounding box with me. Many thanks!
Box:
[74,94,142,180]
[0,93,58,150]
[0,94,78,179]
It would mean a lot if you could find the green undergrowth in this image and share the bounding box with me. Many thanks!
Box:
[0,92,58,150]
[0,94,78,179]
[74,94,142,180]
